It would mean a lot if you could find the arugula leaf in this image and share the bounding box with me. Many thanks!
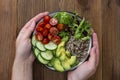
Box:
[73,18,92,40]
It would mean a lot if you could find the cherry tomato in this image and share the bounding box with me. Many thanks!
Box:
[57,23,65,31]
[44,24,52,29]
[42,38,50,44]
[49,18,58,26]
[35,32,43,41]
[43,15,51,23]
[48,33,53,40]
[52,36,61,44]
[42,28,49,37]
[38,22,45,27]
[36,26,44,32]
[49,27,59,36]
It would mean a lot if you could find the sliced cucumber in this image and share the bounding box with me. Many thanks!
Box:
[44,41,57,50]
[37,54,49,64]
[40,51,53,60]
[47,62,53,67]
[32,35,36,46]
[36,41,46,51]
[34,48,40,57]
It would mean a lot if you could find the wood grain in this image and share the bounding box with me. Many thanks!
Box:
[102,0,120,80]
[0,0,17,80]
[0,0,120,80]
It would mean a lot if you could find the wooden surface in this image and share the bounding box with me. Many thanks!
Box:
[0,0,120,80]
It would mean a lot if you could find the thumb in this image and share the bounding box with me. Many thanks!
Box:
[88,46,97,66]
[23,21,36,39]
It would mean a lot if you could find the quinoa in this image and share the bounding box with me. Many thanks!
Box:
[66,36,89,62]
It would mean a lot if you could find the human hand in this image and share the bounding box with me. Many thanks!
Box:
[15,12,49,65]
[67,32,99,80]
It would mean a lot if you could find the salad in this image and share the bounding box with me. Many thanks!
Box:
[31,11,92,72]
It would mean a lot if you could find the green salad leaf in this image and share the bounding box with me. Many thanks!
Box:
[74,18,92,40]
[53,12,72,25]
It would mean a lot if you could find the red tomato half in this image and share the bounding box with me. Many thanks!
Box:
[57,23,65,31]
[36,26,44,32]
[49,18,58,26]
[43,15,51,23]
[44,24,52,29]
[49,27,59,36]
[42,28,49,37]
[35,32,43,41]
[48,33,53,40]
[52,36,61,44]
[42,38,50,44]
[38,22,45,27]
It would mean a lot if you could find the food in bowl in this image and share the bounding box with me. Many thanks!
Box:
[31,11,92,72]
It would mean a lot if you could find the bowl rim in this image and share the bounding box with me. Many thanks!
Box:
[33,11,92,72]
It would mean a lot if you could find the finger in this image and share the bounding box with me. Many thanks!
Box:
[18,12,49,39]
[29,53,35,63]
[88,46,97,67]
[24,11,49,28]
[91,28,94,33]
[92,33,99,66]
[22,21,35,39]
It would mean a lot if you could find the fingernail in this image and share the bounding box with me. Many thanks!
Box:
[44,11,49,14]
[31,21,35,28]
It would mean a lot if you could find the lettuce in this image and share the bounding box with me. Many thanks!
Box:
[54,12,72,25]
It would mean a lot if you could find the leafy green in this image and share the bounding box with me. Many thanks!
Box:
[74,18,92,40]
[62,36,69,42]
[54,12,72,25]
[59,31,69,38]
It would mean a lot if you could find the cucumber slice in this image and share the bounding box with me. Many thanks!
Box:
[32,35,36,46]
[36,41,46,51]
[44,41,57,50]
[37,54,49,64]
[47,62,53,67]
[34,48,40,57]
[41,51,53,60]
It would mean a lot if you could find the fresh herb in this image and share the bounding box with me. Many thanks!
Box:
[74,18,92,40]
[59,31,69,38]
[54,12,72,25]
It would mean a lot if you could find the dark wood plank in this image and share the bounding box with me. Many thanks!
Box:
[74,0,102,80]
[102,0,120,80]
[0,0,17,80]
[17,0,45,80]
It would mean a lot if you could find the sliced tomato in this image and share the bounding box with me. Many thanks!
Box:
[36,26,44,32]
[42,38,50,44]
[57,23,65,31]
[48,33,53,40]
[44,24,52,29]
[38,22,45,27]
[52,36,61,44]
[35,32,43,41]
[49,18,58,26]
[49,27,59,36]
[42,28,49,37]
[43,15,51,23]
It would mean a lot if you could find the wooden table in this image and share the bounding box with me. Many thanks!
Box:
[0,0,120,80]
